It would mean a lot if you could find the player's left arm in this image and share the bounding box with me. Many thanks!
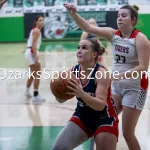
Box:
[67,67,110,111]
[118,33,150,79]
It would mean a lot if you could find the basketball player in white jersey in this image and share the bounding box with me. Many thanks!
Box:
[24,15,45,103]
[0,0,7,9]
[64,4,150,150]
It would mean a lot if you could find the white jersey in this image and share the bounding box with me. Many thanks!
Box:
[27,28,42,50]
[111,29,140,73]
[111,29,148,110]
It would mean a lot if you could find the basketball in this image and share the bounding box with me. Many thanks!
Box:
[50,71,78,100]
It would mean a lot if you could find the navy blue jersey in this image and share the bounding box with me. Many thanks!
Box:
[71,63,118,131]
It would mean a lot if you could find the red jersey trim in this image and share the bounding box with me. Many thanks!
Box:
[115,29,141,39]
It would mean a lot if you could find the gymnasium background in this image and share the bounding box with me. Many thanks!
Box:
[0,0,150,43]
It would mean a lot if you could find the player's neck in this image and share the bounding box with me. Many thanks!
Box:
[36,26,42,30]
[120,27,134,38]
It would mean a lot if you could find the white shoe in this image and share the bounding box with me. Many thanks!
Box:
[32,95,45,104]
[24,91,32,98]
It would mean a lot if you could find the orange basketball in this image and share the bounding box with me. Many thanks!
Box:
[50,71,78,100]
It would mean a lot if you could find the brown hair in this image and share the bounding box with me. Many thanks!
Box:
[33,15,44,27]
[120,5,139,26]
[85,38,106,61]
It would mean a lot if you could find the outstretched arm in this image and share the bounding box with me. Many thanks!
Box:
[63,3,116,41]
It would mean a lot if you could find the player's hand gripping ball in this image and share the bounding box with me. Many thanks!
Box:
[50,71,79,100]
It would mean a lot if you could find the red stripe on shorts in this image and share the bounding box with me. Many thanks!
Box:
[69,116,93,138]
[141,74,148,91]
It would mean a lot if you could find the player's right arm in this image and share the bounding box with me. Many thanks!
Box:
[55,67,75,103]
[32,28,40,64]
[63,3,116,41]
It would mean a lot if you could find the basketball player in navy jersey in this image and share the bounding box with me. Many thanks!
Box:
[52,38,119,150]
[0,0,7,9]
[24,15,45,103]
[64,3,150,150]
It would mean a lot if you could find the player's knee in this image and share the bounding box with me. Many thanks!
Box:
[123,131,134,141]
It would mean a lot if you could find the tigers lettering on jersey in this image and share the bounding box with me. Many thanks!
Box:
[115,45,129,54]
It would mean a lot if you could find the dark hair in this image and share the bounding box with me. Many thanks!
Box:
[33,15,44,27]
[85,38,105,61]
[120,5,139,26]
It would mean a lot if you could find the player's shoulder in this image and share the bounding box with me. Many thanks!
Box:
[33,28,40,34]
[82,32,88,37]
[70,64,80,72]
[96,65,110,79]
[136,31,148,40]
[95,66,110,86]
[97,64,108,72]
[82,31,88,34]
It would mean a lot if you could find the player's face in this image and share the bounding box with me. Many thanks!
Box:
[89,19,97,26]
[77,40,95,64]
[117,9,133,29]
[36,17,44,29]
